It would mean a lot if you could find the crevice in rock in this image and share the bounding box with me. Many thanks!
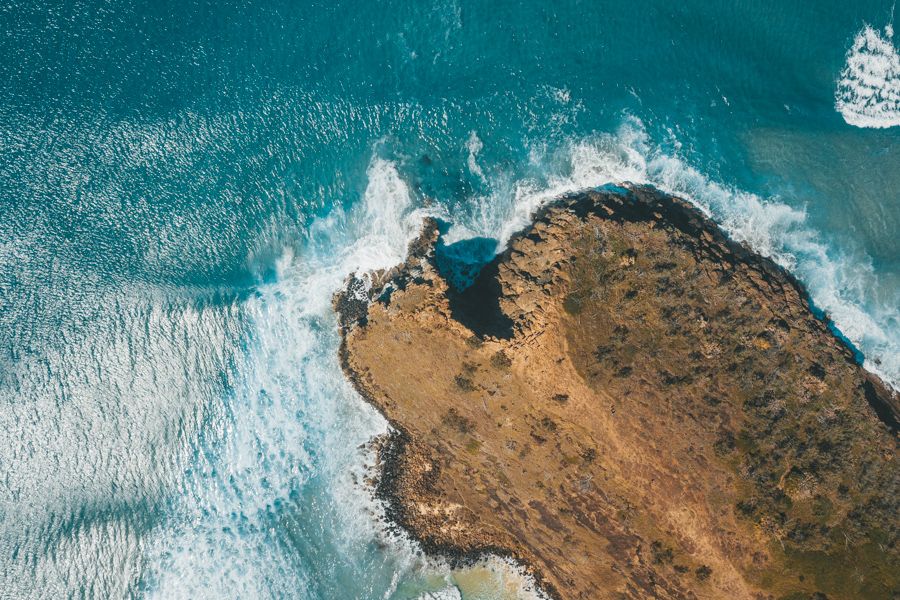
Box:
[446,257,514,340]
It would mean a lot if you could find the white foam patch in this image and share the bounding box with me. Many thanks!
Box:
[0,98,555,599]
[466,130,486,182]
[449,117,899,390]
[417,589,463,600]
[0,281,244,597]
[835,24,900,128]
[9,110,894,599]
[143,155,553,599]
[143,156,515,599]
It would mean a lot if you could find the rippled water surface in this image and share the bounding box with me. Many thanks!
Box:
[1,1,898,598]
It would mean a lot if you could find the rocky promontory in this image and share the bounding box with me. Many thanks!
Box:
[336,186,898,599]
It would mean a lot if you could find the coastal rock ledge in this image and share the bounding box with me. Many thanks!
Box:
[335,186,898,600]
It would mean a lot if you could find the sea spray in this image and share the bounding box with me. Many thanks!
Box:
[3,3,898,598]
[836,23,900,128]
[447,117,899,389]
[143,156,544,600]
[143,157,433,598]
[143,117,897,598]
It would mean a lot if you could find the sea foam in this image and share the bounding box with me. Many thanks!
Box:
[450,117,899,390]
[143,156,546,599]
[143,157,434,598]
[835,24,900,128]
[144,121,897,600]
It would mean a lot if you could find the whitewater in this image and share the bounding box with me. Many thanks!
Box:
[2,1,899,598]
[4,114,899,598]
[147,119,900,597]
[836,23,900,128]
[3,112,898,599]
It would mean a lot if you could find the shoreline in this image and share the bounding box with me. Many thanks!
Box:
[338,183,899,433]
[335,184,899,599]
[338,308,561,599]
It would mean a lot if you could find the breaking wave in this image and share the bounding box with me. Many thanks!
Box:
[141,156,545,600]
[451,117,899,389]
[835,23,900,128]
[3,113,894,600]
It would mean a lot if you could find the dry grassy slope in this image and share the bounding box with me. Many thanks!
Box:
[336,186,899,600]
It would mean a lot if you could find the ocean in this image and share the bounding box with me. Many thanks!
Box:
[1,1,898,598]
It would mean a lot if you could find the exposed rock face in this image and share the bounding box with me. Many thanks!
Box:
[336,186,899,600]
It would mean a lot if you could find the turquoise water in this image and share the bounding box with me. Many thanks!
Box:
[1,1,898,598]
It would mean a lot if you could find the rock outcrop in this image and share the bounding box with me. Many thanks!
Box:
[336,186,899,600]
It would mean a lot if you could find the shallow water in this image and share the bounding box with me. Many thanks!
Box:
[1,1,898,598]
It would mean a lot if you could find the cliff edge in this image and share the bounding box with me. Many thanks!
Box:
[336,186,899,600]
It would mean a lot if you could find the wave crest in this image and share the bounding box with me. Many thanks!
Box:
[835,24,900,128]
[451,118,899,389]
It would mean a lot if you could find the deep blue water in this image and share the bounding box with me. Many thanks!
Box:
[1,1,898,598]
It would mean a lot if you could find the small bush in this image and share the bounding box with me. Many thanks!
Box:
[593,345,613,363]
[695,565,712,581]
[615,366,633,377]
[442,408,474,434]
[490,351,512,369]
[650,541,674,565]
[454,375,475,392]
[563,293,584,315]
[703,394,721,406]
[714,430,736,456]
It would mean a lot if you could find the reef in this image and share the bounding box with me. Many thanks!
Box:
[335,186,899,600]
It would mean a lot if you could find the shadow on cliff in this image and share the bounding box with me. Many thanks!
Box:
[434,226,514,340]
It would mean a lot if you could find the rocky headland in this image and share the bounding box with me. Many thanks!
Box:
[335,186,899,600]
